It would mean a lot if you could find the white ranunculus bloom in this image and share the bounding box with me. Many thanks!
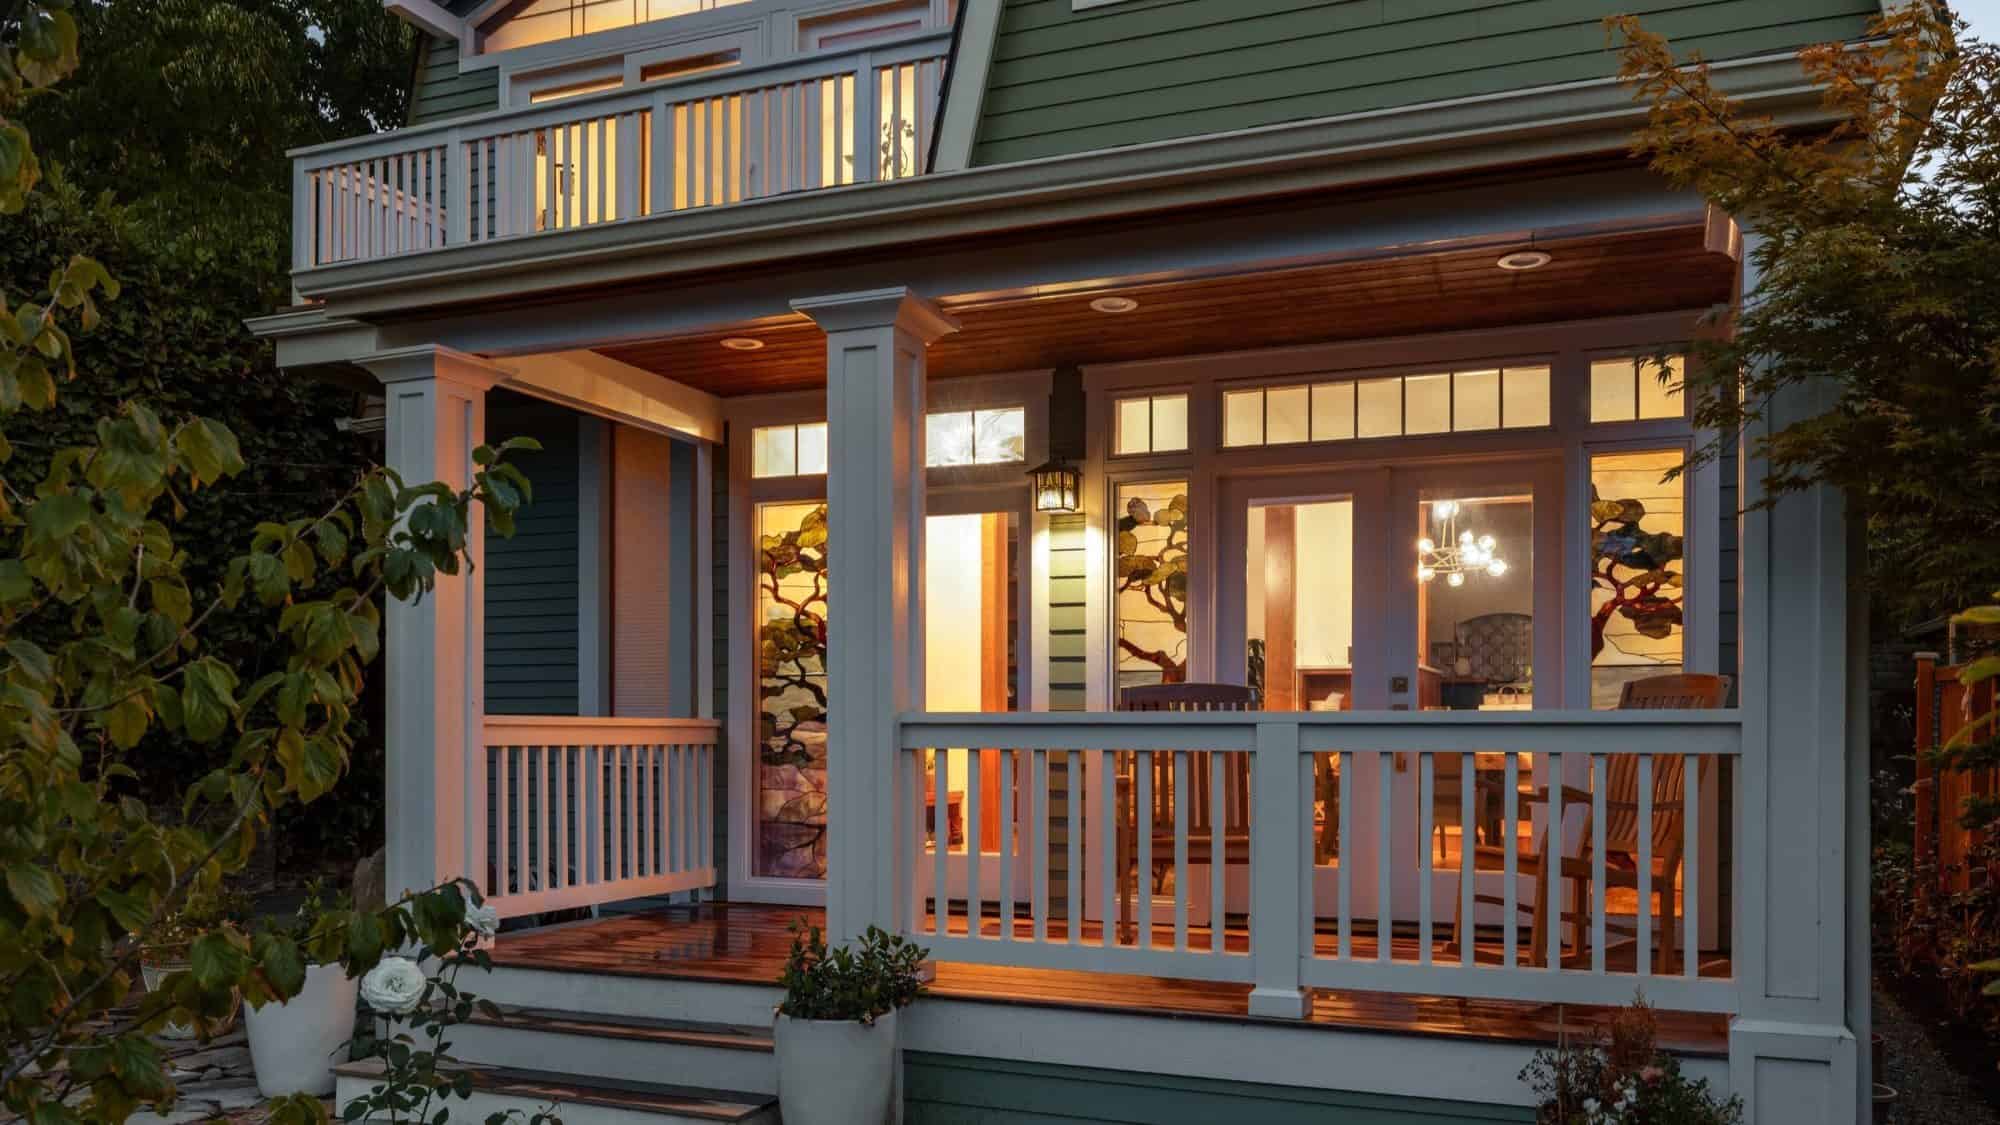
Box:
[360,956,427,1015]
[466,903,500,939]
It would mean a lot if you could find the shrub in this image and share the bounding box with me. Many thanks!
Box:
[775,922,927,1024]
[1520,998,1742,1124]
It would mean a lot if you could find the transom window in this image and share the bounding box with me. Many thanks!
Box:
[1589,355,1685,423]
[484,0,752,54]
[1222,367,1551,449]
[925,407,1026,468]
[751,422,827,478]
[1113,393,1190,456]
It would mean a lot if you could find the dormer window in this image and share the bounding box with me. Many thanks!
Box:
[483,0,754,54]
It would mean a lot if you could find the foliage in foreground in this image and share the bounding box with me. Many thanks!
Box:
[776,922,928,1024]
[1612,2,2000,623]
[0,4,536,1121]
[1521,999,1742,1125]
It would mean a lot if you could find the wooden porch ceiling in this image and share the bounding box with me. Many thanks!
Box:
[592,223,1737,397]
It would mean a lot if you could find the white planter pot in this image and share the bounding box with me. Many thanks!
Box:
[246,962,359,1097]
[774,1010,898,1125]
[141,961,242,1040]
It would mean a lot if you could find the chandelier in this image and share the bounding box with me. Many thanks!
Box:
[1417,500,1509,587]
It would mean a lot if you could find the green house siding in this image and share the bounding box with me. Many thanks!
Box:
[408,34,499,127]
[905,1053,1533,1123]
[970,0,1878,166]
[485,395,583,716]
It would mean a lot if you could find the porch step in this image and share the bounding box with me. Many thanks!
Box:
[333,1058,778,1125]
[477,963,786,1029]
[452,1006,776,1094]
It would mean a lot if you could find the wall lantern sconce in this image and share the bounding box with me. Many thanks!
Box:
[1029,363,1086,514]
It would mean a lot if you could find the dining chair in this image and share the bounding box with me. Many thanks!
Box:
[1114,683,1255,943]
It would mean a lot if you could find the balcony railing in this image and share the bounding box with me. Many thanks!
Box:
[896,710,1744,1015]
[480,715,720,919]
[289,30,950,272]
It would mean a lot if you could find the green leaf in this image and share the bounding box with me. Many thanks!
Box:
[96,887,152,935]
[255,931,308,999]
[190,930,251,989]
[174,417,246,487]
[7,863,62,917]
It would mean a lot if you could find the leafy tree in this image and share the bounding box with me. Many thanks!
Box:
[757,503,828,877]
[1114,490,1189,683]
[0,4,536,1121]
[1611,2,2000,622]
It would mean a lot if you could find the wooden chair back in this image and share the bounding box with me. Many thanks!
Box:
[1603,674,1732,855]
[1117,683,1254,835]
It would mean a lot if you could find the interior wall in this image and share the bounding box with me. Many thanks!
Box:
[1294,501,1354,670]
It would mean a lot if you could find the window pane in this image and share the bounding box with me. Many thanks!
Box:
[1591,359,1637,423]
[1223,389,1265,447]
[1588,449,1686,709]
[1116,397,1152,455]
[1638,355,1684,420]
[1453,370,1501,431]
[1311,382,1355,441]
[1150,394,1189,452]
[756,500,829,878]
[1502,366,1551,428]
[974,407,1026,464]
[753,424,796,478]
[796,422,828,475]
[1266,385,1310,444]
[1356,378,1402,438]
[1417,493,1534,711]
[1116,481,1190,687]
[926,411,974,468]
[1405,373,1450,435]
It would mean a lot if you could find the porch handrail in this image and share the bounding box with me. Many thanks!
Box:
[891,709,1745,1017]
[477,714,720,920]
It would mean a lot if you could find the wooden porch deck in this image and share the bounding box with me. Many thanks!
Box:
[491,903,1729,1055]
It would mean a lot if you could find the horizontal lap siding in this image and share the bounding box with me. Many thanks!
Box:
[1045,513,1087,916]
[971,0,1878,165]
[485,398,582,716]
[905,1053,1531,1122]
[408,35,499,127]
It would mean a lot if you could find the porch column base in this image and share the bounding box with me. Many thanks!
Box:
[1728,1019,1859,1124]
[1247,986,1310,1020]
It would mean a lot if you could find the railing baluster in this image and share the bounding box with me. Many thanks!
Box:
[1460,750,1475,969]
[933,748,949,937]
[1337,751,1352,960]
[1099,749,1117,948]
[1033,748,1049,944]
[552,745,567,890]
[536,745,551,893]
[1591,753,1607,975]
[998,748,1014,943]
[1684,754,1700,980]
[1547,751,1563,971]
[1638,753,1653,977]
[966,748,983,940]
[492,746,510,895]
[1418,752,1433,966]
[1067,749,1082,944]
[1297,750,1314,969]
[512,744,528,896]
[1173,749,1190,953]
[1135,750,1151,951]
[1377,753,1393,963]
[1504,752,1519,969]
[1209,749,1226,953]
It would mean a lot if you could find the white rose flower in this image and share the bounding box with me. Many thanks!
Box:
[360,956,427,1015]
[466,903,500,939]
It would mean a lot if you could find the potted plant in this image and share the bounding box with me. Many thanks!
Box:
[772,922,927,1125]
[140,888,250,1040]
[245,881,361,1097]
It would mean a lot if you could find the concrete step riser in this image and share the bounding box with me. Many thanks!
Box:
[448,1023,777,1095]
[476,967,783,1028]
[334,1074,778,1125]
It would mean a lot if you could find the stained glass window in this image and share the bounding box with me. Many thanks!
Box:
[1115,481,1190,688]
[1588,450,1686,708]
[756,501,829,878]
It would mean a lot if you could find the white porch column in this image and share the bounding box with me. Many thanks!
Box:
[792,288,960,942]
[361,345,507,901]
[1728,231,1865,1122]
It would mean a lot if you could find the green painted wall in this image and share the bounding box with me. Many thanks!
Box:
[1045,513,1086,912]
[970,0,1879,166]
[905,1052,1533,1123]
[485,394,584,716]
[408,34,499,127]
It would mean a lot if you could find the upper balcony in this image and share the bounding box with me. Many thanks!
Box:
[290,0,952,284]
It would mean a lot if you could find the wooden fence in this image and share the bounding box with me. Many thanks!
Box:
[1914,653,1998,894]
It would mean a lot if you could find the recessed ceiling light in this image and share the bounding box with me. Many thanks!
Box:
[720,336,765,351]
[1089,295,1139,314]
[1496,250,1552,272]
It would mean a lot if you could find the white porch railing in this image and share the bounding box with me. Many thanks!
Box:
[480,715,719,920]
[895,711,1744,1014]
[290,30,949,271]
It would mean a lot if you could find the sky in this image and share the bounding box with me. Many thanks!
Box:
[1959,0,2000,38]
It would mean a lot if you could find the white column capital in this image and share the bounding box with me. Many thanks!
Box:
[360,344,510,391]
[790,287,960,344]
